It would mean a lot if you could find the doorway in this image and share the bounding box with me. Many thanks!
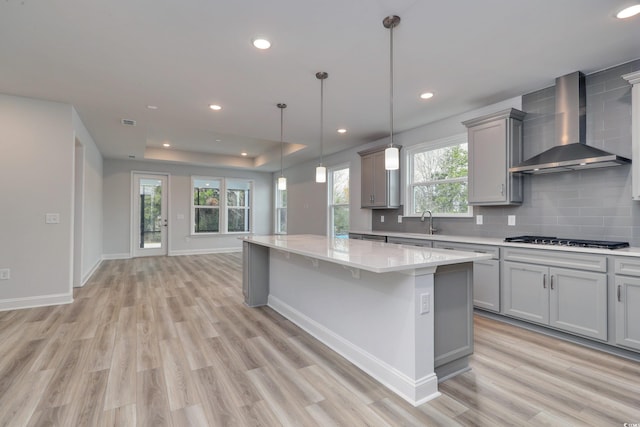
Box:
[132,173,168,257]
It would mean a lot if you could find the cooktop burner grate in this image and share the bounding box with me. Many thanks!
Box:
[504,235,629,250]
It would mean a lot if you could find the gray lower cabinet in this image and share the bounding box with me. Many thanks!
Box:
[242,241,270,307]
[433,241,500,312]
[502,249,608,341]
[614,258,640,351]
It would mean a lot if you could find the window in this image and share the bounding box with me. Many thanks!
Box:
[192,177,253,234]
[226,179,251,233]
[275,182,287,234]
[406,134,471,217]
[329,165,349,238]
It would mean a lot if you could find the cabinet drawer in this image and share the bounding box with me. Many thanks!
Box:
[502,248,606,272]
[387,237,433,247]
[614,257,640,276]
[433,241,499,259]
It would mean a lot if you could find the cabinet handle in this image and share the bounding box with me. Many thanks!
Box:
[617,285,622,302]
[550,275,554,290]
[543,274,546,289]
[500,184,504,195]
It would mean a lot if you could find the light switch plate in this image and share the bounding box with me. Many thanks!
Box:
[508,215,516,226]
[45,213,60,224]
[0,268,10,280]
[397,215,403,223]
[476,215,483,225]
[380,215,384,223]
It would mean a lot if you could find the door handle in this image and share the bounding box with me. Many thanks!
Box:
[550,275,554,290]
[617,285,622,302]
[543,274,546,289]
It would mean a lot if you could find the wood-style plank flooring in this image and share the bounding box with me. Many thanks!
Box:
[0,253,639,426]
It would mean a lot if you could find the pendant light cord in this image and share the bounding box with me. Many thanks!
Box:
[389,21,394,148]
[277,103,286,177]
[320,76,324,165]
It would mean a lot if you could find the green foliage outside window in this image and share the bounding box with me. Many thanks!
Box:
[412,143,468,215]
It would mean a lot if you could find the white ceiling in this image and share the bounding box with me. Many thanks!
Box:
[2,0,640,172]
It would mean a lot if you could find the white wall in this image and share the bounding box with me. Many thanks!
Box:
[72,108,103,285]
[102,159,273,257]
[0,94,77,309]
[281,97,522,235]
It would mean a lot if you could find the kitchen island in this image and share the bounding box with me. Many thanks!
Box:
[242,234,491,405]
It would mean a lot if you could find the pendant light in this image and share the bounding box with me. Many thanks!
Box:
[383,15,400,170]
[315,71,328,183]
[277,103,287,190]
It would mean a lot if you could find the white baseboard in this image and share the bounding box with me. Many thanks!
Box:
[268,295,440,406]
[0,293,73,312]
[77,258,103,288]
[169,247,242,256]
[102,253,131,260]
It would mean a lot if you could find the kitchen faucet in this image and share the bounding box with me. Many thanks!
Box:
[421,210,437,235]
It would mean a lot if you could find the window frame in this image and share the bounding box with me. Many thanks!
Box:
[191,176,254,235]
[404,133,473,218]
[328,163,350,238]
[274,178,287,235]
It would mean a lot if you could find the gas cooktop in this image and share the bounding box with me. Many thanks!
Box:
[504,235,629,250]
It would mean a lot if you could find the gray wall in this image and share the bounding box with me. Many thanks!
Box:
[372,59,640,246]
[103,159,273,257]
[0,95,75,308]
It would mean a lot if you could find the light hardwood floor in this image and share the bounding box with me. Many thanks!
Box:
[0,253,639,426]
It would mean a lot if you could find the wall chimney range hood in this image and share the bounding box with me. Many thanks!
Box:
[509,71,631,174]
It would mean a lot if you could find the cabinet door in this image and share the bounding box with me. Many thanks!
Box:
[549,267,607,341]
[615,276,640,351]
[361,154,375,207]
[468,119,507,204]
[502,261,549,324]
[473,259,500,312]
[371,151,387,207]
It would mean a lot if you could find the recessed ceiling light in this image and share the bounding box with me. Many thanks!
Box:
[163,143,171,147]
[337,128,347,134]
[419,92,434,100]
[252,38,271,49]
[241,152,248,156]
[215,139,222,142]
[147,105,158,110]
[209,104,222,111]
[617,4,640,18]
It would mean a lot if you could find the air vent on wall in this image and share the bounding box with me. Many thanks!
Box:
[121,118,136,126]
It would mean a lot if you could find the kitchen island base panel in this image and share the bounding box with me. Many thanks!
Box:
[265,248,473,406]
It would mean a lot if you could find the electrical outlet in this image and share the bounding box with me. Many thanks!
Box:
[508,215,516,226]
[380,215,385,223]
[0,269,10,280]
[420,293,430,314]
[476,215,483,225]
[397,215,403,223]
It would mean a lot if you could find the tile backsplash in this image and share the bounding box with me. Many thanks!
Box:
[373,59,640,246]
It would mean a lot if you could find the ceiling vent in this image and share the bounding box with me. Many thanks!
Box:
[121,118,136,126]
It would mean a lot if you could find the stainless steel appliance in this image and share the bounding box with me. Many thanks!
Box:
[504,235,629,249]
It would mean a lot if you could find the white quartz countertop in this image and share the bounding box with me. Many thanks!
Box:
[242,234,491,273]
[349,230,640,257]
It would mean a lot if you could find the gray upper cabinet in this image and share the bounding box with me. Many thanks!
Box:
[463,108,525,205]
[359,146,400,209]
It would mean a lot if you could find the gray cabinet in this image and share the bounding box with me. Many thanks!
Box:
[433,241,500,312]
[463,108,525,205]
[242,241,270,307]
[387,236,432,247]
[614,258,640,351]
[502,248,607,341]
[358,146,400,208]
[348,232,386,242]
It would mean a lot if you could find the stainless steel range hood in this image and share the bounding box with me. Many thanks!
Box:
[509,71,630,174]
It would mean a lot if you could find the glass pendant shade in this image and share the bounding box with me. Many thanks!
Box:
[385,146,399,170]
[277,176,287,190]
[315,165,327,183]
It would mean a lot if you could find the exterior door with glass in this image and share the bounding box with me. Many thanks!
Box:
[133,173,168,257]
